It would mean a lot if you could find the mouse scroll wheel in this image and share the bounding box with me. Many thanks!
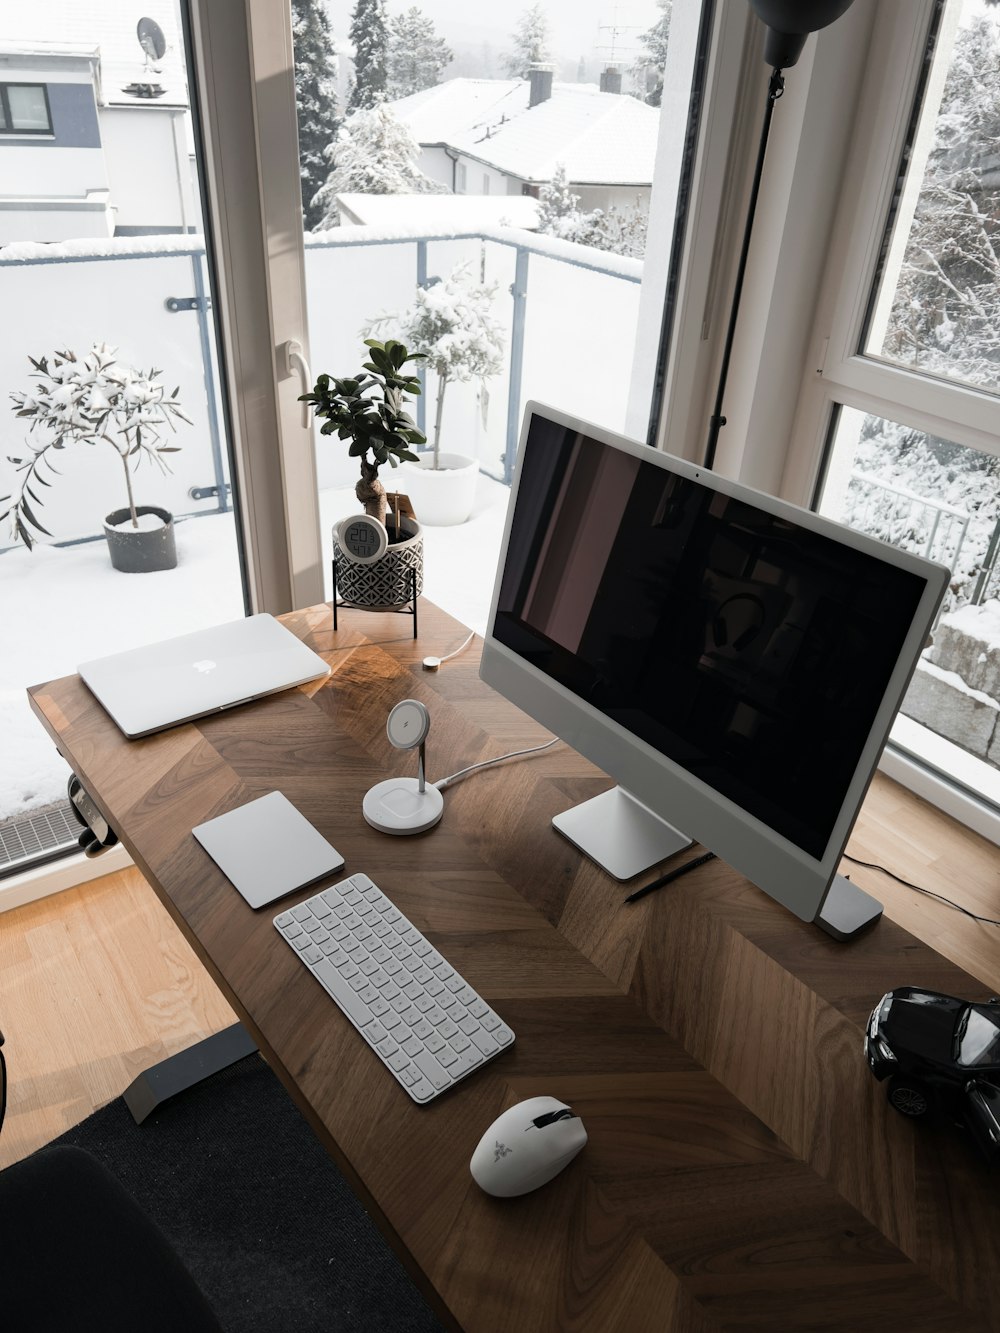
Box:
[532,1108,575,1128]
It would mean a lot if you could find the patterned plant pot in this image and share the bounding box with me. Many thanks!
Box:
[332,514,423,609]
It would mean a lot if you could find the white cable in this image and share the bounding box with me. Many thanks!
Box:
[434,737,559,791]
[423,629,476,671]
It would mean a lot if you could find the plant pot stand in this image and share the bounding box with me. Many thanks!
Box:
[331,562,420,639]
[331,514,423,639]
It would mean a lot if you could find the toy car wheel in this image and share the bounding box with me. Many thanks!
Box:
[888,1077,932,1118]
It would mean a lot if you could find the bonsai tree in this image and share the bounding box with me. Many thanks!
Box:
[2,343,190,549]
[369,262,506,468]
[301,337,426,529]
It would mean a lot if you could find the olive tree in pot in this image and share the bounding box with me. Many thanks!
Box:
[2,343,191,572]
[301,338,429,610]
[369,261,506,526]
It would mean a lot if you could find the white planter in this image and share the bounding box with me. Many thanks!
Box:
[398,453,479,527]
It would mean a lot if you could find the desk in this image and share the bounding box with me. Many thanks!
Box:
[28,600,1000,1332]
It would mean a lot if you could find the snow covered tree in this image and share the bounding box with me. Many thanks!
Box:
[536,164,583,238]
[537,166,648,258]
[388,8,452,99]
[503,4,552,80]
[637,0,672,107]
[884,15,1000,393]
[291,0,340,231]
[312,103,446,228]
[368,262,506,468]
[348,0,389,111]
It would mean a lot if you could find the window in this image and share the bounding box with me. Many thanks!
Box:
[0,4,247,883]
[779,0,1000,838]
[0,83,51,133]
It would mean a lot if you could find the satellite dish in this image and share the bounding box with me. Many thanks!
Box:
[137,17,167,63]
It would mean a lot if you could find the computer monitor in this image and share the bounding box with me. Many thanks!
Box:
[480,403,949,940]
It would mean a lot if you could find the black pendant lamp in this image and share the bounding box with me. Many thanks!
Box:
[703,0,857,469]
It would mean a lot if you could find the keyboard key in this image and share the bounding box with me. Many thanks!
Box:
[410,1078,434,1101]
[494,1026,514,1046]
[471,1030,499,1055]
[413,1050,449,1090]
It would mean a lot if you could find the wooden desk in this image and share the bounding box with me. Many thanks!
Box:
[28,601,1000,1333]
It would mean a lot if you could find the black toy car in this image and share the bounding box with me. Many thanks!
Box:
[865,986,1000,1162]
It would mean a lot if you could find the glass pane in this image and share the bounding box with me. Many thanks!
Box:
[293,0,695,634]
[817,406,1000,807]
[0,4,246,872]
[8,85,49,131]
[863,1,1000,395]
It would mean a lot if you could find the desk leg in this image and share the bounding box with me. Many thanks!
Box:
[122,1023,258,1124]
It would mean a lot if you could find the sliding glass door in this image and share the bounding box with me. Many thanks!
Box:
[0,2,247,876]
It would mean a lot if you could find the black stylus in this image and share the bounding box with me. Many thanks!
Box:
[624,851,717,903]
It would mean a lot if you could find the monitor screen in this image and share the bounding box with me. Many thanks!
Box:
[481,404,949,930]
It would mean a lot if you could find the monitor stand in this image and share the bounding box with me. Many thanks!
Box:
[552,786,692,881]
[813,873,883,941]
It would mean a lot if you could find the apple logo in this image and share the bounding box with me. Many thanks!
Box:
[192,659,217,674]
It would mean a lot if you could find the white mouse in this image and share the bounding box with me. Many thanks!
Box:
[469,1096,588,1197]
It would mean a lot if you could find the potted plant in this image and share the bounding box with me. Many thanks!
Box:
[301,337,429,610]
[2,343,191,572]
[368,261,506,526]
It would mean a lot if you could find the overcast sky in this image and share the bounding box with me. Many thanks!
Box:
[324,0,662,68]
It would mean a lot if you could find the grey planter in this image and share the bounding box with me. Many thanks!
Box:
[332,514,423,609]
[103,506,177,573]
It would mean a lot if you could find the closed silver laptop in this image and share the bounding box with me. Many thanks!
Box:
[78,613,331,738]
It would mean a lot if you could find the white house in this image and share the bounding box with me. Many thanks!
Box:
[0,7,196,245]
[391,67,659,216]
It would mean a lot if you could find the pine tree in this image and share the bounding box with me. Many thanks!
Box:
[312,103,446,228]
[348,0,389,111]
[291,0,340,231]
[503,4,552,80]
[388,7,453,99]
[638,0,672,107]
[536,165,583,239]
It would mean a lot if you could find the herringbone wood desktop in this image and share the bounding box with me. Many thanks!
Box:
[28,601,1000,1333]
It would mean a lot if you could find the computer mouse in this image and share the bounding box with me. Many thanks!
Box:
[469,1096,588,1197]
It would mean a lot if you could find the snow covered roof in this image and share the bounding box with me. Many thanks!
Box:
[335,192,540,230]
[0,3,188,108]
[392,77,659,187]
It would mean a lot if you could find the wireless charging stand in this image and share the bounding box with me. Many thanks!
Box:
[364,699,444,835]
[363,777,444,834]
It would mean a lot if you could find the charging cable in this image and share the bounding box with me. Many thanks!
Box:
[423,629,476,672]
[434,737,559,791]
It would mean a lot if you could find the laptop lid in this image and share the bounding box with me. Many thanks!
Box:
[78,613,331,738]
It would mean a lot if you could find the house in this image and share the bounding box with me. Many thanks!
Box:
[391,67,659,215]
[0,10,195,243]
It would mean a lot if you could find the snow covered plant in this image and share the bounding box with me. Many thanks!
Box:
[2,343,191,549]
[369,262,506,468]
[301,338,427,529]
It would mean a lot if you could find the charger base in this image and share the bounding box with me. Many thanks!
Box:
[363,777,444,835]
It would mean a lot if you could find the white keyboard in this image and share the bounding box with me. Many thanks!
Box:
[274,872,515,1103]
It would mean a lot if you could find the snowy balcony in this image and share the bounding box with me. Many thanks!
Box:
[0,225,642,840]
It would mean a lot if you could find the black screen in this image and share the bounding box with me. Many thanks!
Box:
[493,421,926,858]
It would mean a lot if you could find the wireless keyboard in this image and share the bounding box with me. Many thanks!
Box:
[274,872,515,1103]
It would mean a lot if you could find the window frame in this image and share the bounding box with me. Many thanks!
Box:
[0,82,52,135]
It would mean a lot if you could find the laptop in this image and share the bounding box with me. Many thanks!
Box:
[77,613,331,738]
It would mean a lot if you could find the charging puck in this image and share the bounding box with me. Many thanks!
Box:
[422,656,441,671]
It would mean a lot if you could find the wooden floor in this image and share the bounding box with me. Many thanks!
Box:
[0,864,236,1169]
[1,770,998,1174]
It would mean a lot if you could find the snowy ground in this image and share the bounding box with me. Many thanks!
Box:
[0,476,510,822]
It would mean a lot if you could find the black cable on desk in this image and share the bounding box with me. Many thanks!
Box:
[842,852,1000,927]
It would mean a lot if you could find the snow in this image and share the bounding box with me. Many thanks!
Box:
[0,234,206,264]
[334,192,540,229]
[106,511,168,532]
[946,598,1000,648]
[1,478,510,823]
